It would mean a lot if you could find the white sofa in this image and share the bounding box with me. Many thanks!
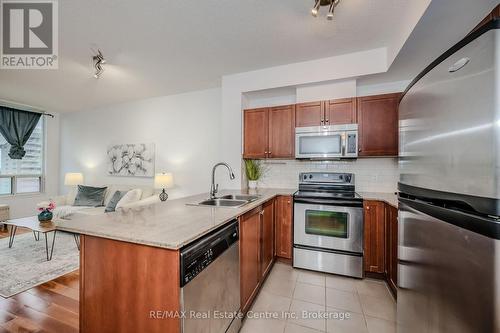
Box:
[39,185,160,220]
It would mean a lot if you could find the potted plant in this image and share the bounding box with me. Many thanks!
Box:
[244,159,266,189]
[37,201,55,223]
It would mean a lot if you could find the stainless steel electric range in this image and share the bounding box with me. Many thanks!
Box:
[293,172,364,278]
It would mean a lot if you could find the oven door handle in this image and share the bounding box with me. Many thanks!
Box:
[294,198,363,207]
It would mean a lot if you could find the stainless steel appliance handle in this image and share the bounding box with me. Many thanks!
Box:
[294,198,363,207]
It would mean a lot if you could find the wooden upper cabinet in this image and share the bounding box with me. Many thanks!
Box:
[364,200,386,274]
[357,93,401,156]
[260,200,275,279]
[295,101,324,127]
[268,105,295,158]
[239,208,262,313]
[326,98,357,125]
[275,195,293,259]
[243,108,268,159]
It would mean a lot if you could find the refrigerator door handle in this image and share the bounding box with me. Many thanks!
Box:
[398,196,500,240]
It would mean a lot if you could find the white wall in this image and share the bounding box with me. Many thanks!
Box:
[296,79,356,103]
[59,88,222,199]
[0,115,60,218]
[356,80,410,96]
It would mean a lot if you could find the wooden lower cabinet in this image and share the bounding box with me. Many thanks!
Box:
[385,204,398,296]
[275,195,293,259]
[80,236,180,333]
[239,207,262,313]
[239,199,277,313]
[261,200,275,278]
[363,200,399,297]
[363,200,386,274]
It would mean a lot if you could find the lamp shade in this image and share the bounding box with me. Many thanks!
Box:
[154,173,173,189]
[64,173,84,186]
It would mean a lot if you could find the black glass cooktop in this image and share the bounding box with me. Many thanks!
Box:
[294,190,362,200]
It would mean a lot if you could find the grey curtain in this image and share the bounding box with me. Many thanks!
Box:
[0,106,42,159]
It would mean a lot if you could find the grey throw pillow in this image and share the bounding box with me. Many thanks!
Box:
[105,190,128,213]
[73,185,107,207]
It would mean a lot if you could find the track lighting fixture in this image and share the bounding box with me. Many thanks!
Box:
[311,0,341,20]
[311,0,321,17]
[92,49,106,79]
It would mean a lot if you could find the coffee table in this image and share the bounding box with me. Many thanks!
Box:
[4,216,80,261]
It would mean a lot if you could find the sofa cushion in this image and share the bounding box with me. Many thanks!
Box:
[103,185,153,205]
[116,189,142,209]
[72,207,106,217]
[105,190,128,213]
[53,205,92,219]
[74,185,107,207]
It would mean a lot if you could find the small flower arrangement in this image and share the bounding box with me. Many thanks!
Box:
[37,201,56,223]
[38,201,56,212]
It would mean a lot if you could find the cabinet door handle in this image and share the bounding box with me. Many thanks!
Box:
[260,210,264,215]
[287,201,290,204]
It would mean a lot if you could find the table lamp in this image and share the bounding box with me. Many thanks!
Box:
[154,172,173,201]
[64,173,84,186]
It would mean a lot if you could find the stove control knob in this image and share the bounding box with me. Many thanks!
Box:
[309,175,313,179]
[303,175,307,179]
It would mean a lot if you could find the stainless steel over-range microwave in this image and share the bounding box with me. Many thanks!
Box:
[295,124,358,159]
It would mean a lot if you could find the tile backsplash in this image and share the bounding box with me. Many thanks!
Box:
[257,158,399,193]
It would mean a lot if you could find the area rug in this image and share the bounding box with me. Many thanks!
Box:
[0,231,79,297]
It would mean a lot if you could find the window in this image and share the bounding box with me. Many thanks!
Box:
[0,118,44,195]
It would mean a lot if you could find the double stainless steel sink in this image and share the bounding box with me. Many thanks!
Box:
[194,194,260,208]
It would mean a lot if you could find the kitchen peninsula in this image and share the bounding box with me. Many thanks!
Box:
[57,189,295,333]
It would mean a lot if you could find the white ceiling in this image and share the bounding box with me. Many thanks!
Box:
[357,0,499,87]
[0,0,428,113]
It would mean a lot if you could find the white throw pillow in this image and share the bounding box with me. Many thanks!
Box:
[115,189,143,210]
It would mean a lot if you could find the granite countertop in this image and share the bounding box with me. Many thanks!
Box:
[56,188,296,250]
[357,191,398,208]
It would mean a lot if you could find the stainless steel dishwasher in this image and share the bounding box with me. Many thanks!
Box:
[180,220,241,333]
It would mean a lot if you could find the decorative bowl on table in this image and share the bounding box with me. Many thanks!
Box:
[37,201,55,223]
[38,209,53,223]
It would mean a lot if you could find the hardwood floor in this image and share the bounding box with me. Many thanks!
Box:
[0,226,79,333]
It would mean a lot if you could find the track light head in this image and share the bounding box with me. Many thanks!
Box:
[92,49,106,79]
[311,0,320,17]
[311,0,340,21]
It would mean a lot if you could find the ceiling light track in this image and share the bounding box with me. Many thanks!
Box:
[92,49,106,79]
[311,0,341,20]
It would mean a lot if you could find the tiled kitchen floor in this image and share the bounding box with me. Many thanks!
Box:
[241,262,396,333]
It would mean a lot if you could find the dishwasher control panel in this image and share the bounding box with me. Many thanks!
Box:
[180,220,239,287]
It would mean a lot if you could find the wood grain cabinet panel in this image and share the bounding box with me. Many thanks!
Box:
[243,106,294,159]
[80,236,180,333]
[363,200,386,274]
[268,105,295,158]
[260,200,275,278]
[295,101,324,127]
[325,98,357,125]
[275,195,293,259]
[357,93,401,156]
[239,208,262,313]
[243,108,268,159]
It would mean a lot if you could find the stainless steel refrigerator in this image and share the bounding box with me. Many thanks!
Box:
[397,17,500,333]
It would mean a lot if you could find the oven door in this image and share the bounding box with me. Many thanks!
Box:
[294,199,363,253]
[295,129,344,159]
